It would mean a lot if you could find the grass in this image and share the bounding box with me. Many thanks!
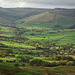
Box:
[0,63,75,75]
[15,11,75,45]
[0,62,30,67]
[49,70,67,75]
[44,60,58,63]
[16,10,75,28]
[20,66,75,75]
[0,26,16,37]
[0,24,75,46]
[24,29,75,45]
[0,41,35,49]
[51,66,75,75]
[0,58,13,61]
[0,64,44,75]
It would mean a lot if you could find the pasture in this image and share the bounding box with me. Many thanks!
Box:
[0,41,35,49]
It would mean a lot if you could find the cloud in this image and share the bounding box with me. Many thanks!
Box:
[0,0,75,8]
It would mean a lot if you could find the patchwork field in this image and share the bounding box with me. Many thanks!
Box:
[0,8,75,75]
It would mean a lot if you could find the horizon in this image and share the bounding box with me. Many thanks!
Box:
[0,7,75,9]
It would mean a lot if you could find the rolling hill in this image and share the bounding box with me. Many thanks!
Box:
[0,7,75,29]
[0,7,47,25]
[16,9,75,29]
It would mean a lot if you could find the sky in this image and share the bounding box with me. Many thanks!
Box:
[0,0,75,8]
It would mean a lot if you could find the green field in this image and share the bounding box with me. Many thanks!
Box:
[0,41,35,49]
[0,26,75,46]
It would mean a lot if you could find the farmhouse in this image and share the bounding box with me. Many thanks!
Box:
[28,50,32,52]
[54,46,60,49]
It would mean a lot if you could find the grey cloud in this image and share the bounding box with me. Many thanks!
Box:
[0,0,75,8]
[25,0,75,6]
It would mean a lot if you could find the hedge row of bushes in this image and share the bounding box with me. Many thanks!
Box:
[30,59,75,67]
[14,63,25,67]
[0,59,75,67]
[0,60,16,62]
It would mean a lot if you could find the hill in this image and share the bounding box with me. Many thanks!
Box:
[16,9,75,29]
[0,7,75,29]
[0,7,47,25]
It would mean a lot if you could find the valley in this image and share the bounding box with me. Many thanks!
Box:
[0,7,75,75]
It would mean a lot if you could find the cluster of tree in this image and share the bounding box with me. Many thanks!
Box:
[24,40,55,49]
[57,60,75,66]
[0,36,28,43]
[53,55,74,61]
[24,40,73,50]
[6,60,16,63]
[14,63,25,67]
[17,56,33,63]
[0,60,3,62]
[0,50,7,57]
[30,59,75,67]
[30,59,45,66]
[42,55,74,61]
[22,28,50,36]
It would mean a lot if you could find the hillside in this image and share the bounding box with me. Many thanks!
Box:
[0,7,75,29]
[0,64,43,75]
[0,7,47,25]
[16,9,75,29]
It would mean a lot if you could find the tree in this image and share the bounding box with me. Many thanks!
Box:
[50,47,55,51]
[0,50,7,57]
[57,60,67,66]
[42,57,46,60]
[21,57,29,63]
[67,61,74,66]
[22,63,25,66]
[0,60,3,62]
[30,59,45,66]
[14,63,19,67]
[71,50,75,55]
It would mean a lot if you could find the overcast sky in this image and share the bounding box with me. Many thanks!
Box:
[0,0,75,8]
